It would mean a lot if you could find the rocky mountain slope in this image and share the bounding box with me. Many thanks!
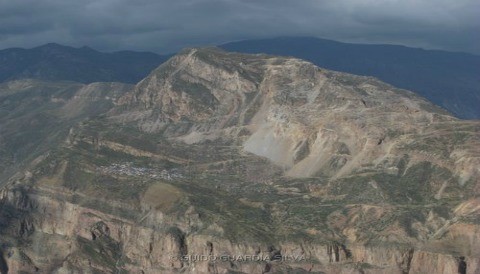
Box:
[0,43,168,84]
[0,48,479,273]
[0,79,132,182]
[221,37,480,119]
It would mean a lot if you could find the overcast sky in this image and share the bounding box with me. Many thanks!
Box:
[0,0,479,54]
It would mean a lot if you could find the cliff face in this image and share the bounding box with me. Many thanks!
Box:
[0,48,479,273]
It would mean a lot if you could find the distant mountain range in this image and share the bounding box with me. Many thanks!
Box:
[1,37,479,119]
[0,43,169,84]
[221,37,480,119]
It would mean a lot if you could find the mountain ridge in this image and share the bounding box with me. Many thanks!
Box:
[3,37,479,119]
[0,43,169,84]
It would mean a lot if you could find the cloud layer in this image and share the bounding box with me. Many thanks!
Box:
[0,0,478,54]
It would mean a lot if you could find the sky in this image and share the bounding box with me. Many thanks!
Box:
[0,0,479,54]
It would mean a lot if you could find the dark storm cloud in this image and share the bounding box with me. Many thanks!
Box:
[0,0,478,54]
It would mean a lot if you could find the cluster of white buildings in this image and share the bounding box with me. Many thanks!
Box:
[99,163,184,180]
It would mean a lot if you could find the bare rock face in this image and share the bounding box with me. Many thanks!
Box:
[0,48,479,273]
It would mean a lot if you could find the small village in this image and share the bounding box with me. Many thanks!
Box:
[98,163,184,181]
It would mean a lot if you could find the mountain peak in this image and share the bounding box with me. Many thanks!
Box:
[35,42,73,51]
[113,48,469,180]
